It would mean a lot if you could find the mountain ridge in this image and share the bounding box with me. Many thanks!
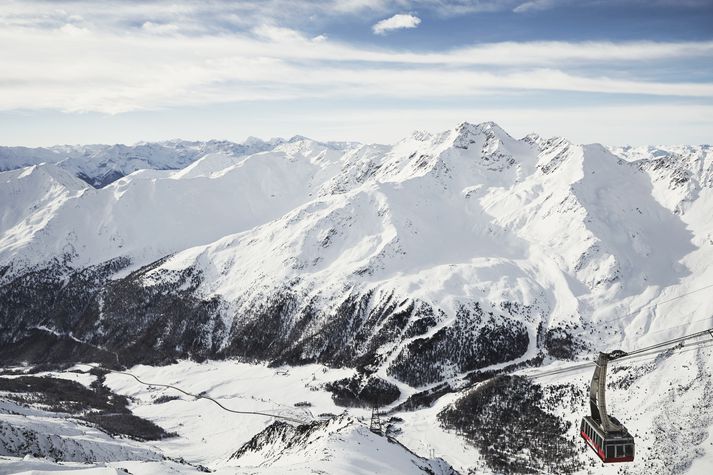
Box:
[1,121,711,376]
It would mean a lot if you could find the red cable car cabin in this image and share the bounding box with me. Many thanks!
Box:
[580,416,634,463]
[580,351,635,463]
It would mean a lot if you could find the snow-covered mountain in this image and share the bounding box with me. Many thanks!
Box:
[227,416,456,474]
[1,122,712,474]
[0,137,288,188]
[2,122,710,369]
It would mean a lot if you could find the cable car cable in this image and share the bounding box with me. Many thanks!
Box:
[522,327,713,381]
[526,339,713,382]
[617,327,713,359]
[595,282,713,325]
[650,315,713,334]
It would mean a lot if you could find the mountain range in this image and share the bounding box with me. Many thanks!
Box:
[1,122,712,474]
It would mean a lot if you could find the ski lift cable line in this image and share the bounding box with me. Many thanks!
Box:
[80,364,310,424]
[599,282,713,324]
[556,325,711,375]
[619,327,713,358]
[525,327,713,381]
[650,315,713,334]
[557,316,713,369]
[525,338,713,382]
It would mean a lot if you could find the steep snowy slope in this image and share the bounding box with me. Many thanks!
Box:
[0,164,88,258]
[0,398,163,463]
[225,416,456,474]
[0,138,377,276]
[125,122,711,382]
[610,144,713,214]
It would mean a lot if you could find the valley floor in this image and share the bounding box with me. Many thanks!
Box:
[2,350,713,474]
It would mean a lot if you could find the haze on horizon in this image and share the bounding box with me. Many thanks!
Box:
[1,0,712,147]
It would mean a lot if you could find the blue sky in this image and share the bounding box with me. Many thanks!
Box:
[0,0,712,146]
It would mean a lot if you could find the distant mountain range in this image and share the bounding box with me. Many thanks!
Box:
[0,137,290,188]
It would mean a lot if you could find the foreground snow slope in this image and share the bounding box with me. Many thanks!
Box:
[225,416,456,475]
[3,351,707,475]
[0,399,162,464]
[0,363,457,475]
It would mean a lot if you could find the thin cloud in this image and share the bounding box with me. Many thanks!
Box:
[1,28,711,114]
[1,23,712,113]
[512,0,710,14]
[513,0,556,13]
[372,13,421,34]
[0,2,711,114]
[1,1,708,34]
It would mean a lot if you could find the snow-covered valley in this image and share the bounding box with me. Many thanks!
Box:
[1,121,712,474]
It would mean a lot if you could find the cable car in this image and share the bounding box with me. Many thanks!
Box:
[580,352,635,463]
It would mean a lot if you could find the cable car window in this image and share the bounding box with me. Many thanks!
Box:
[625,444,634,457]
[607,445,614,458]
[615,445,623,457]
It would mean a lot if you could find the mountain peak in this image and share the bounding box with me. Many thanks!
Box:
[242,136,269,146]
[288,134,313,143]
[11,162,88,191]
[451,121,514,152]
[456,121,507,135]
[523,132,543,146]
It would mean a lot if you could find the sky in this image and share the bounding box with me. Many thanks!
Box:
[0,0,712,146]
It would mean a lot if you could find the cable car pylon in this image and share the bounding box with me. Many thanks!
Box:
[370,405,383,435]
